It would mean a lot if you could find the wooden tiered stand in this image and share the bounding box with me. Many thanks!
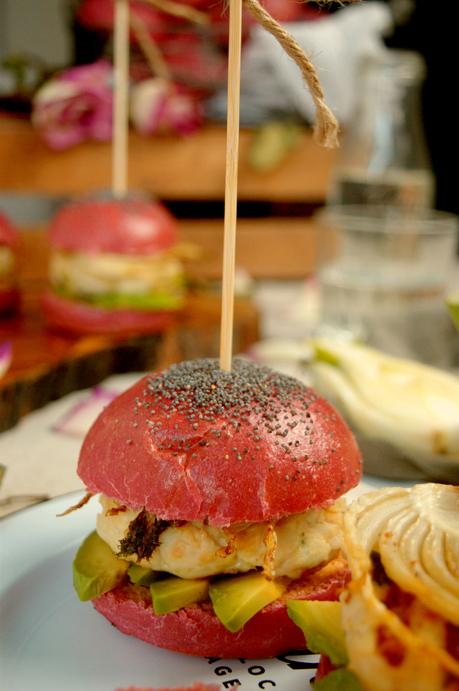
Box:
[0,117,336,430]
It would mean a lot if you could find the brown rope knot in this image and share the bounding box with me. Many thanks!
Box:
[243,0,341,148]
[133,0,361,147]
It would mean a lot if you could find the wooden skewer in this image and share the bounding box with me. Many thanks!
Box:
[130,12,171,81]
[219,0,243,372]
[112,0,130,199]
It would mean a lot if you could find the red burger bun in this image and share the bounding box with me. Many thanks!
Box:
[0,288,19,313]
[42,290,177,336]
[0,211,19,248]
[78,359,362,525]
[0,211,19,313]
[94,558,350,659]
[49,197,177,255]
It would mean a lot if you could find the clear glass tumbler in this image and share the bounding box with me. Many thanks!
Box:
[328,49,435,211]
[316,206,458,366]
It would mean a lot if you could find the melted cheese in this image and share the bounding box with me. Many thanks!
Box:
[50,250,183,296]
[96,495,344,580]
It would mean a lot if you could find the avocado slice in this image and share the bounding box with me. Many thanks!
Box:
[84,290,184,311]
[55,283,184,311]
[127,564,158,586]
[287,600,348,666]
[314,668,363,691]
[209,572,286,633]
[447,298,459,332]
[150,576,209,615]
[73,531,129,601]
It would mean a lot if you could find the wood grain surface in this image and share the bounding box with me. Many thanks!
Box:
[0,118,336,201]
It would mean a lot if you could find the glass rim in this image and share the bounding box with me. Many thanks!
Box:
[315,205,459,237]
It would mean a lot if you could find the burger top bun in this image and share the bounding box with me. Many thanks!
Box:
[0,211,18,247]
[49,198,177,255]
[79,359,361,525]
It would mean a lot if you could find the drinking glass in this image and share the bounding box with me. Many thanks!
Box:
[316,206,458,366]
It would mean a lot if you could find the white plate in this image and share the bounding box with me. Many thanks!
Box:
[0,480,408,691]
[0,493,322,691]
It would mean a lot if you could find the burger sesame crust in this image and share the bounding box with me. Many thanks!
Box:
[78,359,362,525]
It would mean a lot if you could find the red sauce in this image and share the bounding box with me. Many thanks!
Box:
[315,655,335,681]
[447,623,459,662]
[382,583,415,627]
[445,676,459,691]
[376,625,406,667]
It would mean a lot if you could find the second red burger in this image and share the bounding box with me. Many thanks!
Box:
[43,195,185,335]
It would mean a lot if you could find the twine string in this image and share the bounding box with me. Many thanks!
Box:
[132,0,350,147]
[243,0,340,148]
[142,0,209,25]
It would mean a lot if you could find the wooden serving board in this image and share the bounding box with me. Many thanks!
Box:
[0,118,335,202]
[0,231,259,432]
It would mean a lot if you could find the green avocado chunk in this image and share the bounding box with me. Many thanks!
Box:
[314,668,363,691]
[127,564,158,586]
[83,290,184,311]
[209,572,286,633]
[287,600,348,666]
[73,531,129,601]
[447,298,459,332]
[55,284,184,311]
[150,576,209,615]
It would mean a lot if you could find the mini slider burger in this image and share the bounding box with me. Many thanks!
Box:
[72,358,362,658]
[288,484,459,690]
[0,211,19,314]
[43,195,185,334]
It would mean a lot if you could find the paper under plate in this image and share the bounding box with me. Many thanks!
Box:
[0,481,406,691]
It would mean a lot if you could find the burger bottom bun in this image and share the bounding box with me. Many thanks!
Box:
[94,558,349,659]
[0,288,19,314]
[42,291,177,335]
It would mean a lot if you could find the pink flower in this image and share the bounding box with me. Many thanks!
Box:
[32,61,113,150]
[0,342,12,379]
[131,78,203,137]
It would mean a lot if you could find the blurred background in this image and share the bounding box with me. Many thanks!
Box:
[1,0,458,509]
[1,0,456,210]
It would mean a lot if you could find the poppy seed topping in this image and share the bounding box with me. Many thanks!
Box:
[142,358,318,441]
[78,356,362,525]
